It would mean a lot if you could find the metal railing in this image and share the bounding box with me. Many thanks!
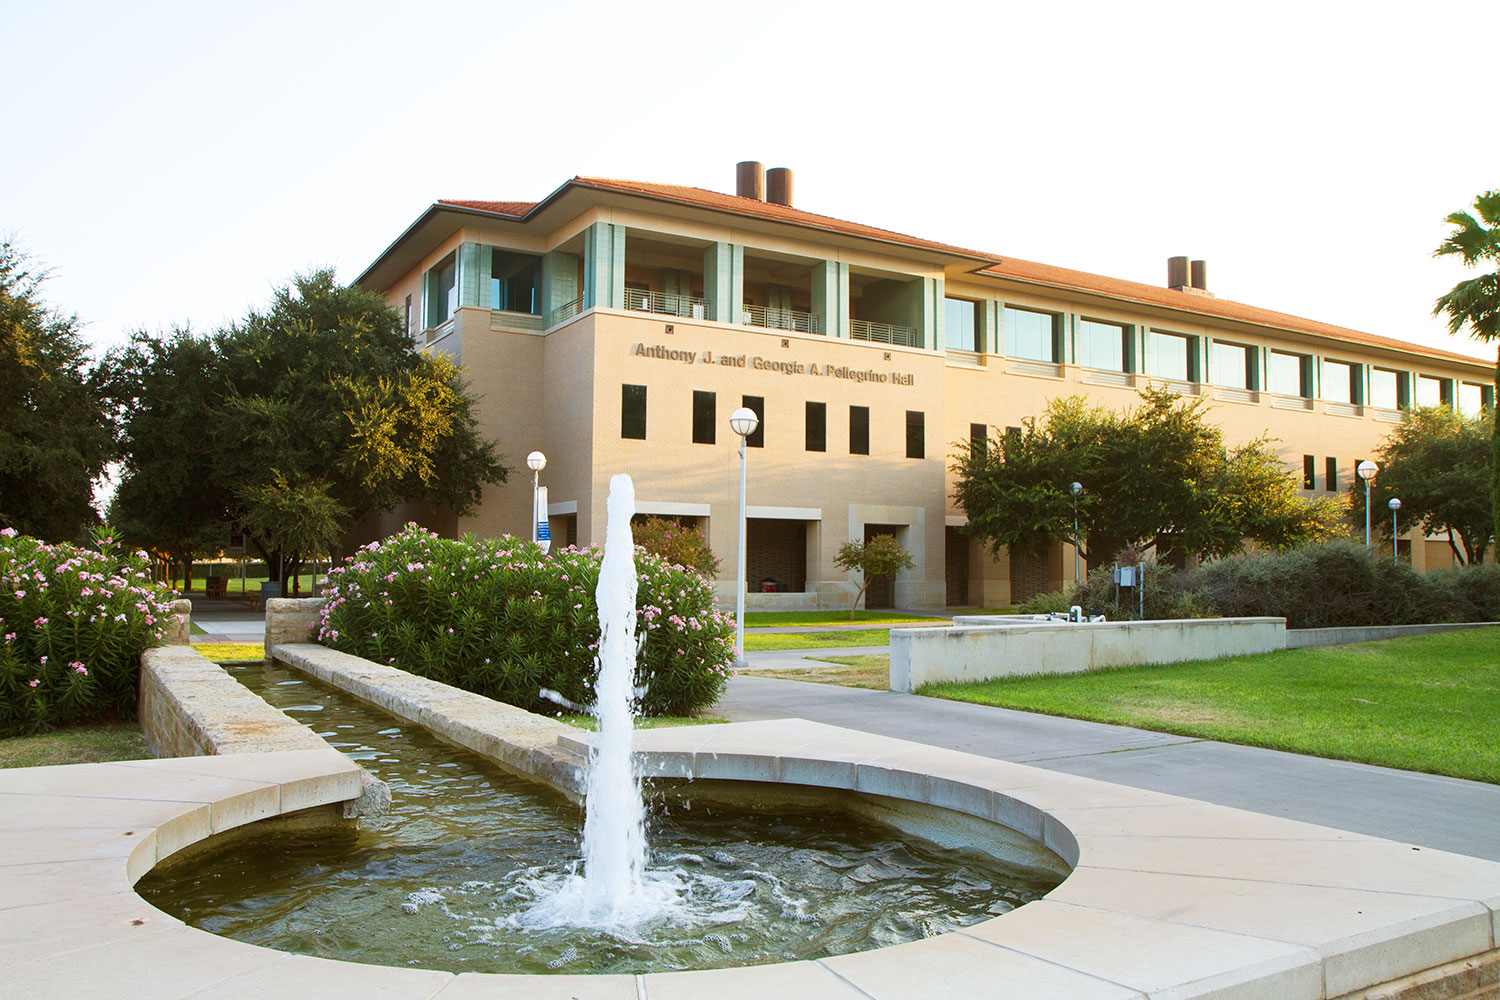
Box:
[548,294,584,327]
[849,318,918,347]
[624,288,712,320]
[743,303,819,335]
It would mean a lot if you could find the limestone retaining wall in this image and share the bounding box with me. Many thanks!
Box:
[264,597,323,650]
[1288,621,1500,648]
[892,617,1287,692]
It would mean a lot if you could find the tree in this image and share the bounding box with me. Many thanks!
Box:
[0,239,114,541]
[1433,190,1500,548]
[632,516,720,577]
[1348,406,1493,564]
[833,534,914,619]
[107,328,230,591]
[954,386,1345,566]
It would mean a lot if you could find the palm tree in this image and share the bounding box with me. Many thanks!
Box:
[1433,190,1500,546]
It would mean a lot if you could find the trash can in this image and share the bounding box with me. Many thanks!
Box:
[760,579,778,593]
[260,581,281,603]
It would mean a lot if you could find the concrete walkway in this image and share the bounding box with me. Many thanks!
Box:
[715,674,1500,863]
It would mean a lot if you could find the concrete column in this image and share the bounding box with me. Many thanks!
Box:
[583,223,624,310]
[704,243,731,323]
[541,250,579,321]
[457,242,483,308]
[981,300,999,354]
[811,260,849,339]
[929,277,944,351]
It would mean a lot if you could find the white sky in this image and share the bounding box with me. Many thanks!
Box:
[3,0,1497,364]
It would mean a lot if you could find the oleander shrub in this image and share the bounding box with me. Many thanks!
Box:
[632,516,721,579]
[316,524,734,716]
[0,527,179,736]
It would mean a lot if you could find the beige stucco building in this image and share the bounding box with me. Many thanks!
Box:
[356,163,1494,611]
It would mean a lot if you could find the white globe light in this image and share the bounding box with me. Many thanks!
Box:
[1357,460,1378,481]
[526,450,547,472]
[1388,497,1402,511]
[1070,481,1083,496]
[729,407,759,438]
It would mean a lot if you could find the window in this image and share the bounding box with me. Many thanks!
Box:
[1416,375,1451,407]
[1269,350,1309,397]
[850,406,870,455]
[1459,381,1488,415]
[742,395,764,448]
[805,401,826,452]
[1321,359,1357,404]
[1303,455,1316,491]
[692,391,716,445]
[906,410,925,459]
[621,385,647,439]
[970,422,988,462]
[1370,368,1401,409]
[1004,307,1057,362]
[944,297,978,351]
[430,255,457,327]
[404,294,412,337]
[1325,457,1338,492]
[1211,341,1250,389]
[1077,319,1128,372]
[489,250,542,314]
[1146,330,1193,381]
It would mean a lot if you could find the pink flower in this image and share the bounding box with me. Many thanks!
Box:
[34,617,47,627]
[27,678,39,688]
[70,662,87,675]
[0,527,16,537]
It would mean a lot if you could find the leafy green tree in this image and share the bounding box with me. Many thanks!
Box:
[210,270,509,590]
[833,534,915,619]
[1433,190,1500,547]
[954,386,1344,565]
[632,516,720,577]
[1348,406,1493,564]
[0,239,113,541]
[107,329,229,590]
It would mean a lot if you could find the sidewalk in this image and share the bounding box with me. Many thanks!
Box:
[714,674,1500,863]
[184,596,266,644]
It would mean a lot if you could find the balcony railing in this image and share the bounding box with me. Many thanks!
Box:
[743,303,819,335]
[624,288,712,320]
[549,294,584,327]
[849,318,918,347]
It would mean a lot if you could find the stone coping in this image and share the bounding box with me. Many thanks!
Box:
[5,703,1498,997]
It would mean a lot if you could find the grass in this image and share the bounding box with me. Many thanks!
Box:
[0,722,151,769]
[742,611,948,627]
[176,572,321,596]
[741,654,891,690]
[742,629,892,651]
[921,629,1500,784]
[194,642,266,662]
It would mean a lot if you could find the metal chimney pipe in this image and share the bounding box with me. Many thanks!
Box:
[1190,259,1207,290]
[736,161,765,201]
[1167,256,1190,289]
[766,167,794,207]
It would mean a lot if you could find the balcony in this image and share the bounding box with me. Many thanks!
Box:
[624,288,713,321]
[850,317,918,348]
[744,303,819,335]
[549,294,584,327]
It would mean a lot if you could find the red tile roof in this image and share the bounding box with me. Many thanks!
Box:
[433,179,1490,367]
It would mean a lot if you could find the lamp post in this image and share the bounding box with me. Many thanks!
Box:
[526,451,548,554]
[1070,481,1084,585]
[1357,460,1378,548]
[729,407,759,666]
[1388,497,1402,565]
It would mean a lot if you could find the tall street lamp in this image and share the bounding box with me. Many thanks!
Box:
[1357,460,1379,548]
[1070,481,1084,585]
[526,451,549,554]
[729,407,759,666]
[1388,497,1402,565]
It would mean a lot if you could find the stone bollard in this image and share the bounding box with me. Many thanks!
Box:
[264,597,326,656]
[167,599,192,645]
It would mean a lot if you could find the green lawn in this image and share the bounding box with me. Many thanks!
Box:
[921,629,1500,784]
[742,630,892,651]
[742,611,948,627]
[0,722,151,769]
[741,654,891,690]
[194,643,266,662]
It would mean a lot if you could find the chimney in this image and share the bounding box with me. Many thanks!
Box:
[1190,259,1207,291]
[766,167,794,207]
[1167,256,1190,290]
[736,161,765,201]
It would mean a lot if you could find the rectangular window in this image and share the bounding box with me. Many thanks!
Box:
[970,422,988,462]
[1321,359,1356,404]
[1370,368,1400,409]
[1147,330,1192,381]
[1303,455,1316,491]
[1269,350,1308,397]
[404,294,413,337]
[1004,307,1057,362]
[906,410,925,459]
[944,297,978,351]
[1416,375,1451,407]
[850,406,870,455]
[1459,381,1487,415]
[1210,341,1249,389]
[805,401,826,452]
[489,250,542,314]
[621,384,647,440]
[430,256,457,326]
[742,395,764,448]
[1077,319,1128,372]
[1325,457,1338,492]
[692,390,716,445]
